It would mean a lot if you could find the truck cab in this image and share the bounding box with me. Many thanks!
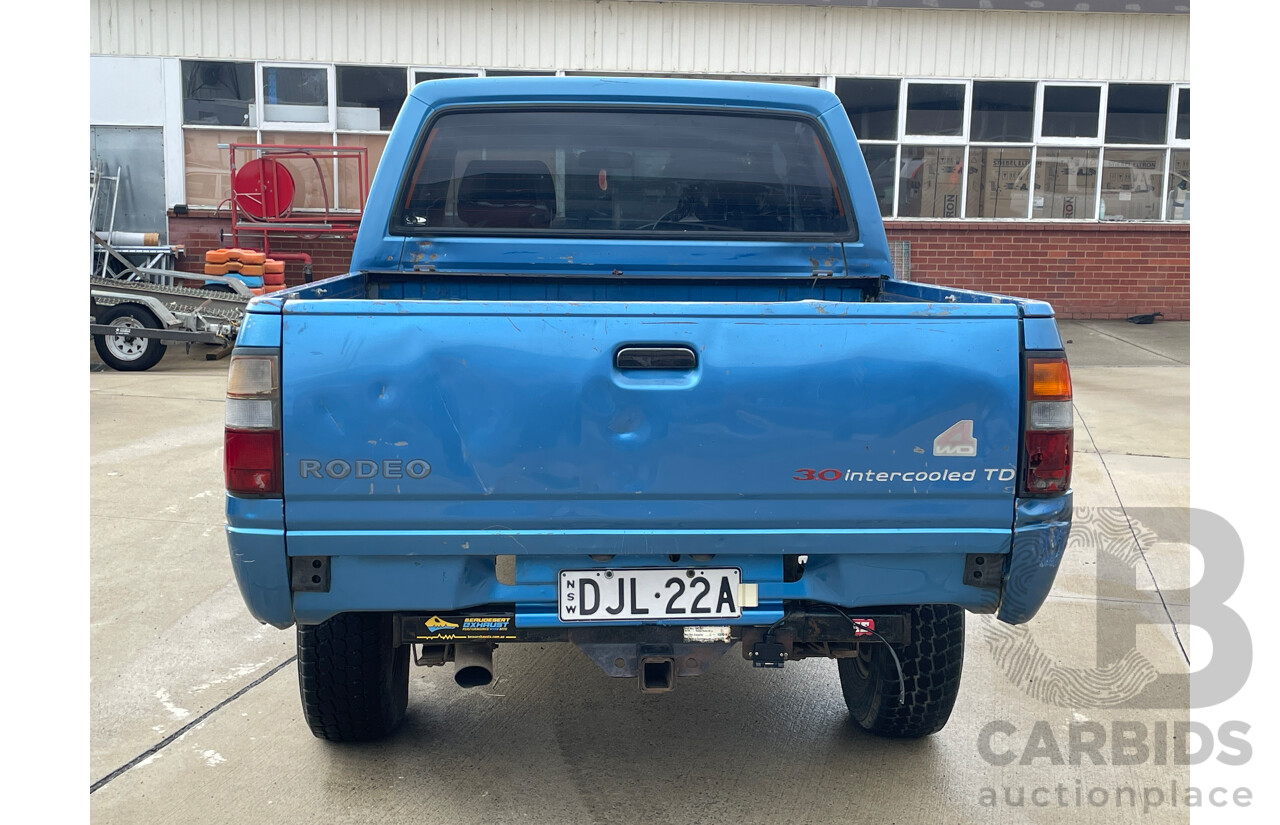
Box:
[224,77,1072,742]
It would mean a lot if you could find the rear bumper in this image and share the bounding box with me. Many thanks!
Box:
[226,493,1071,629]
[997,492,1073,624]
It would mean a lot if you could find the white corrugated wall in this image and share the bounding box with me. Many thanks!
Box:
[90,0,1189,82]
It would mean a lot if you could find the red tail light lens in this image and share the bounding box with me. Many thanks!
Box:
[225,351,281,497]
[225,429,282,495]
[1022,353,1072,497]
[1024,429,1072,494]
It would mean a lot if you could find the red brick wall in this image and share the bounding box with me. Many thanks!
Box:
[884,221,1189,320]
[167,212,359,285]
[168,212,1189,319]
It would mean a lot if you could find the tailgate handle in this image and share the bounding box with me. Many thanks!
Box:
[615,346,698,371]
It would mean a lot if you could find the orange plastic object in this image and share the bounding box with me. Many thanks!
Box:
[239,250,267,265]
[263,260,285,274]
[204,248,230,264]
[204,263,229,275]
[264,284,286,293]
[240,264,265,277]
[263,272,286,286]
[1028,358,1073,401]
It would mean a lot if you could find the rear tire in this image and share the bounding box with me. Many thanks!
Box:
[298,613,410,742]
[93,304,167,371]
[837,604,965,738]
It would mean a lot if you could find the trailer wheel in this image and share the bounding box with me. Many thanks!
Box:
[837,604,964,738]
[93,304,168,372]
[298,612,410,742]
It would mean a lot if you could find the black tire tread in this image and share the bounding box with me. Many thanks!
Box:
[93,304,167,372]
[838,603,965,739]
[297,613,409,742]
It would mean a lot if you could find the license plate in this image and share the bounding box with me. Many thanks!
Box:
[558,567,742,622]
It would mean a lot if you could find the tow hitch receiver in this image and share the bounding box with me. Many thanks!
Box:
[639,657,676,693]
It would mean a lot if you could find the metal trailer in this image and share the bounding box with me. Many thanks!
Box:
[90,232,255,372]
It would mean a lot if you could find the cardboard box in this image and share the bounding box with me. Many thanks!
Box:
[1167,150,1190,220]
[1033,151,1097,220]
[1100,150,1162,220]
[917,148,964,218]
[967,148,1031,218]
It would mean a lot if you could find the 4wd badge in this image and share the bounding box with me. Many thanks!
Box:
[933,420,978,456]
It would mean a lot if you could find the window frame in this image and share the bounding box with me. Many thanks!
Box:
[1169,83,1190,148]
[900,79,971,145]
[256,62,337,132]
[409,66,483,90]
[388,104,860,242]
[1036,81,1107,146]
[334,64,410,133]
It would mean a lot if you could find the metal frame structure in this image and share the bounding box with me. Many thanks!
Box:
[227,143,368,255]
[90,233,254,366]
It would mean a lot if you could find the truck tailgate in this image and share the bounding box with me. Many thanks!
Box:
[280,297,1022,555]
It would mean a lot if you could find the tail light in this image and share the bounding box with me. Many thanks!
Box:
[1022,354,1072,496]
[225,350,281,496]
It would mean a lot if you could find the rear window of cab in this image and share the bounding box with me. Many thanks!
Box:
[393,108,854,239]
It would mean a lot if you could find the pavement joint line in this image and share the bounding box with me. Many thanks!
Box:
[89,392,226,403]
[89,655,297,795]
[1109,451,1186,460]
[1046,592,1189,608]
[1070,364,1186,369]
[1073,322,1189,365]
[1080,449,1187,460]
[1074,401,1191,666]
[89,515,225,527]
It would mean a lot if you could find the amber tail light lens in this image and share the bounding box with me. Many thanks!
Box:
[1022,355,1072,496]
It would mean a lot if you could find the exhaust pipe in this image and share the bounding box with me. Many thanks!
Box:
[454,644,495,688]
[639,657,675,693]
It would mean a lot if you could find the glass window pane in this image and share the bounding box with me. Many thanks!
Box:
[259,132,336,210]
[966,147,1031,218]
[1042,86,1100,139]
[860,145,897,217]
[971,81,1034,142]
[396,109,849,235]
[183,129,252,206]
[1033,148,1098,220]
[262,66,329,123]
[336,134,388,210]
[182,61,254,127]
[905,84,965,137]
[898,146,964,218]
[835,78,900,141]
[1167,149,1190,220]
[1100,149,1165,221]
[337,66,406,131]
[414,71,480,85]
[1105,84,1169,144]
[1176,88,1190,140]
[485,70,557,77]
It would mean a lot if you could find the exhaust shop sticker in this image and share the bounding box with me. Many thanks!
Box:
[414,615,517,642]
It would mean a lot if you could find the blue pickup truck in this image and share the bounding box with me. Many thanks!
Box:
[224,77,1072,743]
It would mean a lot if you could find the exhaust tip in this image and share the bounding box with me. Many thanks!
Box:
[453,644,495,688]
[455,664,493,688]
[639,657,675,693]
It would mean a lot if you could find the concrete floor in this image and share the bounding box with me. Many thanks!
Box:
[89,320,1190,824]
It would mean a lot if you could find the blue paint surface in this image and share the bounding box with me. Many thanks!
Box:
[226,78,1071,630]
